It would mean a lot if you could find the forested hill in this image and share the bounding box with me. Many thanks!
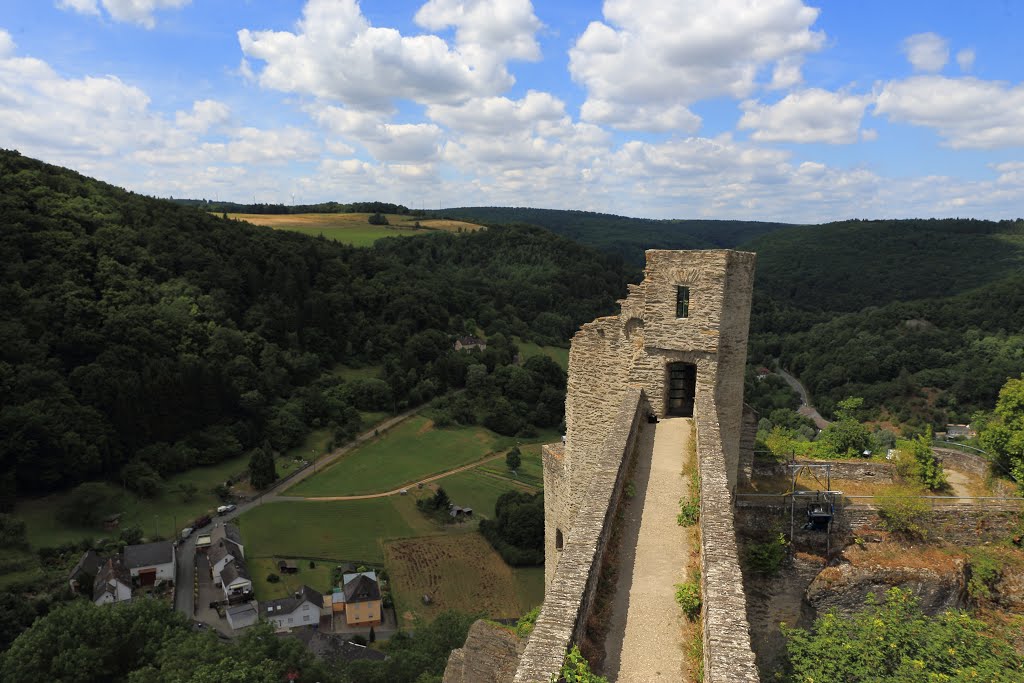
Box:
[744,218,1024,313]
[429,206,794,264]
[0,150,630,499]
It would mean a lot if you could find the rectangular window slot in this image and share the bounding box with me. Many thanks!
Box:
[676,286,690,318]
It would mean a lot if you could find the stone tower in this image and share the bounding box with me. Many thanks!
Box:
[542,249,755,586]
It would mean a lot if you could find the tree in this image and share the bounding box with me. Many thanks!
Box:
[505,447,522,471]
[782,588,1022,682]
[813,396,871,458]
[121,461,162,498]
[175,482,198,502]
[0,513,28,550]
[979,375,1024,489]
[367,212,389,225]
[248,445,277,490]
[58,482,116,526]
[893,428,947,490]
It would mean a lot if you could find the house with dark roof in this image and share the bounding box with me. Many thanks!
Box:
[332,571,382,627]
[69,549,102,593]
[211,523,244,556]
[220,555,253,600]
[209,537,244,587]
[454,336,486,352]
[260,585,324,631]
[123,541,176,586]
[93,557,132,605]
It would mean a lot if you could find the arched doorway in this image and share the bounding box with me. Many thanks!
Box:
[666,363,696,417]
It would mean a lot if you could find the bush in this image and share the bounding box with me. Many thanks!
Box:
[675,575,702,620]
[266,573,280,583]
[877,492,932,540]
[515,605,541,637]
[677,497,699,526]
[743,533,788,576]
[561,645,608,683]
[966,548,1003,602]
[309,560,316,569]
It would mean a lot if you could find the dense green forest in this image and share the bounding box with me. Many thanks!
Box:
[428,206,793,265]
[0,150,630,501]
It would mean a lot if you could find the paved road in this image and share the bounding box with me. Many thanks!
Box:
[604,418,692,682]
[776,367,830,430]
[173,407,420,620]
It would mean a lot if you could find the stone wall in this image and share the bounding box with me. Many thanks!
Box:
[933,447,991,480]
[513,390,648,682]
[514,249,758,682]
[752,459,896,485]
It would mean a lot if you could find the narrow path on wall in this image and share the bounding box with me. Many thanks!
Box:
[603,418,692,682]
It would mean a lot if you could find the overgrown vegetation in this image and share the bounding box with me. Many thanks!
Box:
[781,587,1023,682]
[979,374,1024,491]
[742,533,788,577]
[478,491,544,566]
[892,428,947,491]
[514,605,541,638]
[560,645,609,683]
[674,572,702,620]
[876,491,934,540]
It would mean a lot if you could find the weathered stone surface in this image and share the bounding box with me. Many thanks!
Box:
[994,566,1024,613]
[443,620,525,683]
[805,544,968,617]
[518,250,759,683]
[752,459,895,484]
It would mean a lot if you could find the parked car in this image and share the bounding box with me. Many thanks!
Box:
[216,504,236,514]
[180,527,193,540]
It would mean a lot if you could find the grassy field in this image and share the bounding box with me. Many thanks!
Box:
[384,533,543,626]
[286,417,516,497]
[331,364,383,382]
[228,213,481,248]
[515,338,569,371]
[477,442,545,489]
[248,557,335,601]
[437,469,539,518]
[16,452,251,548]
[235,496,445,565]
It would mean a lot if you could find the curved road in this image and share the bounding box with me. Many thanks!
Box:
[775,367,830,430]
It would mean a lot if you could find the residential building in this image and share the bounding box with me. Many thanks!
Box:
[260,585,324,631]
[123,541,176,586]
[93,557,132,605]
[209,537,243,587]
[69,549,102,593]
[332,571,383,627]
[220,556,253,600]
[454,336,486,352]
[226,601,259,630]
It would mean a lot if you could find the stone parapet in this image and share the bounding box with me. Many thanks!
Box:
[513,389,647,683]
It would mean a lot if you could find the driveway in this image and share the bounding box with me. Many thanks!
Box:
[194,553,232,636]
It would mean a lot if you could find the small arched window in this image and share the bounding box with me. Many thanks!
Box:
[555,528,564,551]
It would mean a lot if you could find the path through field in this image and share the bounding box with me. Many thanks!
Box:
[269,451,507,502]
[603,418,693,682]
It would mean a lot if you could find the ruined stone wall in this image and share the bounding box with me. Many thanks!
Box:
[519,249,758,682]
[738,405,758,486]
[751,459,896,484]
[514,390,648,682]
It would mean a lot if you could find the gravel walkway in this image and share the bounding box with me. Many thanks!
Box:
[603,418,693,682]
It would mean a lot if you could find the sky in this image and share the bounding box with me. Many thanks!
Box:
[3,0,1024,222]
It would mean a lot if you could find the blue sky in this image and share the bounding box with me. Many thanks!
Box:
[3,0,1024,221]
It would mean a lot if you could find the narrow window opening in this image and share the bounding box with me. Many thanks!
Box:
[555,528,564,551]
[676,286,690,318]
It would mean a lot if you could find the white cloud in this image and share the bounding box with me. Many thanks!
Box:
[175,100,230,134]
[956,48,976,72]
[57,0,191,29]
[568,0,825,132]
[739,89,873,144]
[769,56,804,90]
[0,29,14,58]
[875,75,1024,149]
[310,106,442,162]
[414,0,542,63]
[426,91,565,135]
[902,32,948,72]
[240,0,539,110]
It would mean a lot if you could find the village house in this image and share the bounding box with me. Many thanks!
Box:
[220,556,253,601]
[331,571,383,627]
[260,585,325,631]
[453,336,486,352]
[93,557,132,605]
[68,549,102,593]
[211,522,244,555]
[123,541,175,587]
[209,525,245,587]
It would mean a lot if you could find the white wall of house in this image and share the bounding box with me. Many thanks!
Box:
[94,581,131,605]
[264,599,320,630]
[128,559,175,582]
[223,576,252,600]
[212,555,235,586]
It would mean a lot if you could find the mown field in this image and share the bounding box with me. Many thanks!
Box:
[286,416,518,497]
[384,533,544,626]
[515,338,569,371]
[227,213,482,247]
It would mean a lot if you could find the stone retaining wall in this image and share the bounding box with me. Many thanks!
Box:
[752,459,895,484]
[512,389,648,682]
[933,447,991,479]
